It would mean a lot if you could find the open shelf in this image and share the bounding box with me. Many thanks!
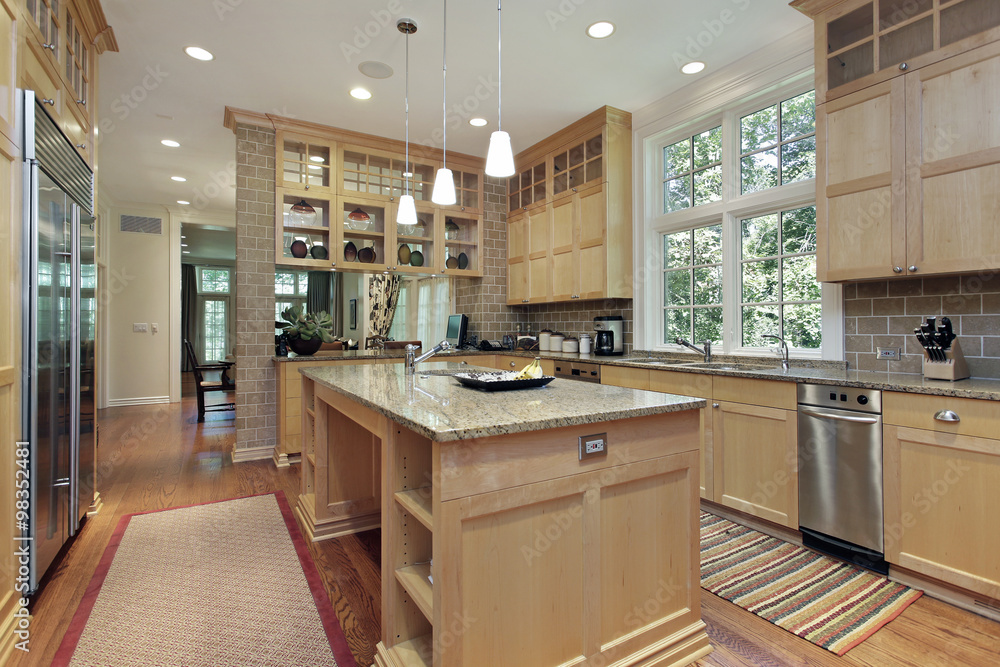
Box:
[388,634,433,667]
[394,489,432,531]
[395,563,433,623]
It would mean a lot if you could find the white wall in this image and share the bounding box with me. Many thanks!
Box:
[341,272,363,342]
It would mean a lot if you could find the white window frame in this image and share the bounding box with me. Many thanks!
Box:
[275,270,308,321]
[640,76,842,361]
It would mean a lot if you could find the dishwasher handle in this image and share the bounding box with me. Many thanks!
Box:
[799,407,880,424]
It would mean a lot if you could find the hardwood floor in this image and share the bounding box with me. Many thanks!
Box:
[12,397,1000,666]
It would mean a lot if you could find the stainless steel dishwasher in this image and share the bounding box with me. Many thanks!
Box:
[797,383,888,574]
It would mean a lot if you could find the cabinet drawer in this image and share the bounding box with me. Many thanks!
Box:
[883,391,999,439]
[601,365,649,390]
[648,370,712,399]
[712,376,795,410]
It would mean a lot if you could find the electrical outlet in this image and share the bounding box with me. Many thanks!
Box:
[579,433,607,460]
[877,347,900,360]
[151,323,159,334]
[133,323,148,333]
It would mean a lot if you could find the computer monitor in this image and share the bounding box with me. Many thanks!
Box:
[445,314,468,348]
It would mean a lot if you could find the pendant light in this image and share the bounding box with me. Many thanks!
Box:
[485,0,515,177]
[396,19,419,228]
[431,0,457,205]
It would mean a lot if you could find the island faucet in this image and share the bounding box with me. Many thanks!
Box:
[405,340,452,375]
[763,334,790,371]
[676,338,711,363]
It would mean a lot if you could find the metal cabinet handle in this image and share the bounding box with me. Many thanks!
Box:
[76,143,85,149]
[522,299,529,303]
[893,266,903,274]
[77,99,86,106]
[41,98,54,106]
[43,43,56,51]
[571,294,580,299]
[712,403,720,408]
[899,63,908,71]
[510,362,516,368]
[933,409,960,423]
[909,265,918,272]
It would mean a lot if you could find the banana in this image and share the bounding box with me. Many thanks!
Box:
[513,358,543,380]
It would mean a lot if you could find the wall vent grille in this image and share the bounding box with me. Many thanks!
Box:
[120,215,163,235]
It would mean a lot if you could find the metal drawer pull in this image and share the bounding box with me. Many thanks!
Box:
[933,409,960,423]
[893,266,903,273]
[712,403,719,408]
[799,408,879,424]
[42,98,54,106]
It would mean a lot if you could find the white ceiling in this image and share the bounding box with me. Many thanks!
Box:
[98,0,810,214]
[181,224,235,263]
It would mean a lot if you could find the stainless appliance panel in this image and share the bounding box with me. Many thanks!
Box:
[552,361,601,383]
[798,402,884,553]
[76,214,96,526]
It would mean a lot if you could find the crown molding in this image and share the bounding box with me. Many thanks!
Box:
[77,0,119,53]
[789,0,852,19]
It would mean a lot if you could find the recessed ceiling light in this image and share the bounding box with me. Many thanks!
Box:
[681,61,706,75]
[182,250,191,254]
[161,139,180,148]
[586,21,616,39]
[358,61,393,79]
[309,156,325,163]
[171,176,187,182]
[178,200,190,205]
[184,46,214,61]
[308,165,321,170]
[181,243,188,247]
[350,87,373,100]
[469,117,488,127]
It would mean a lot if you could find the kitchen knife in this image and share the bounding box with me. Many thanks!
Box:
[940,317,955,350]
[921,320,942,361]
[914,328,933,361]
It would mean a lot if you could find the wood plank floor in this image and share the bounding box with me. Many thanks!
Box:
[12,397,1000,666]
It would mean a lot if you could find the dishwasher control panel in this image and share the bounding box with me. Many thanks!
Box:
[797,383,881,414]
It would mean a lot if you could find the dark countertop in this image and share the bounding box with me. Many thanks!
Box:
[276,349,1000,401]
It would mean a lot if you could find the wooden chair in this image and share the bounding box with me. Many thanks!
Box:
[384,340,421,350]
[183,339,235,422]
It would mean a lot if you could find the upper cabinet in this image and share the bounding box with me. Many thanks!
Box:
[795,0,1000,282]
[17,0,117,167]
[272,124,484,277]
[506,106,632,304]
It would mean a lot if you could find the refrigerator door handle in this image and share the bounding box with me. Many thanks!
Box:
[69,204,81,534]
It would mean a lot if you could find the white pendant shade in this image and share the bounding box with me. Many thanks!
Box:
[485,131,515,177]
[397,194,418,226]
[431,168,457,205]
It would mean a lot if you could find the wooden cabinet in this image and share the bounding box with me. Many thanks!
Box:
[493,354,555,376]
[16,0,114,167]
[0,0,16,143]
[505,107,631,305]
[883,391,1000,599]
[273,127,484,277]
[649,370,715,500]
[799,0,1000,282]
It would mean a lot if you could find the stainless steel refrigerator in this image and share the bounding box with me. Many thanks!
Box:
[20,91,96,595]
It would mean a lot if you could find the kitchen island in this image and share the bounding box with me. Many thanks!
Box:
[297,361,711,667]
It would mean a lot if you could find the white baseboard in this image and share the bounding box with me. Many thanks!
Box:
[232,446,275,463]
[107,396,171,407]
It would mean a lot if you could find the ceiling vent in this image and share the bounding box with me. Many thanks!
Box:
[119,215,162,235]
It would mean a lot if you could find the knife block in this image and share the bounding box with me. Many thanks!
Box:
[922,338,970,381]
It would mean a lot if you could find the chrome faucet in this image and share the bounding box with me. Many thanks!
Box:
[405,340,452,375]
[676,338,711,363]
[763,334,790,371]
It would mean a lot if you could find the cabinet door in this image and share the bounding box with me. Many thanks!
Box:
[713,401,798,528]
[817,77,906,281]
[0,0,15,142]
[526,205,550,302]
[507,213,527,304]
[884,425,1000,598]
[650,371,714,501]
[550,197,575,301]
[905,41,1000,276]
[576,182,607,299]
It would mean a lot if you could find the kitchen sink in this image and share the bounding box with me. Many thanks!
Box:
[619,358,690,365]
[678,362,776,371]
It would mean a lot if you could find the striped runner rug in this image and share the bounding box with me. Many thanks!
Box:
[700,512,922,656]
[53,492,357,667]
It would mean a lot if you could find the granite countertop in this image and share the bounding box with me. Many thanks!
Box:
[278,349,1000,401]
[299,361,706,442]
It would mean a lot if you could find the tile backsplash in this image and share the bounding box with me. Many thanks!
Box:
[844,274,1000,378]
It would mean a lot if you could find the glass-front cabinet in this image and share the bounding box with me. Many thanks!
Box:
[274,130,484,276]
[552,132,603,199]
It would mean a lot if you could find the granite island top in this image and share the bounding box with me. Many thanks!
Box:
[299,361,706,442]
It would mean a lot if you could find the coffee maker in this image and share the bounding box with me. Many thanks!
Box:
[593,316,624,356]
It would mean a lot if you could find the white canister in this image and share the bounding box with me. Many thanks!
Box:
[549,333,565,351]
[538,331,551,351]
[562,337,579,353]
[579,334,592,355]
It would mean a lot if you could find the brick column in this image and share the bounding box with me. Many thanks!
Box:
[233,123,276,459]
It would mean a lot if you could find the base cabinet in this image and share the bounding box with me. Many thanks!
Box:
[884,424,1000,601]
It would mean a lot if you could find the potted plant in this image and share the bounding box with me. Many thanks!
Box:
[279,305,336,356]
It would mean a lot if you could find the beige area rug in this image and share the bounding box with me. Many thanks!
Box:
[701,512,922,655]
[54,492,357,667]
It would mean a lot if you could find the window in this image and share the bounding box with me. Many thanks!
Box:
[275,271,308,321]
[662,126,722,213]
[644,82,838,358]
[740,206,820,349]
[387,283,409,341]
[385,277,452,346]
[203,299,227,361]
[740,92,816,194]
[199,267,231,294]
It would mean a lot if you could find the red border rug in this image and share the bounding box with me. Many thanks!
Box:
[53,491,358,667]
[701,511,922,655]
